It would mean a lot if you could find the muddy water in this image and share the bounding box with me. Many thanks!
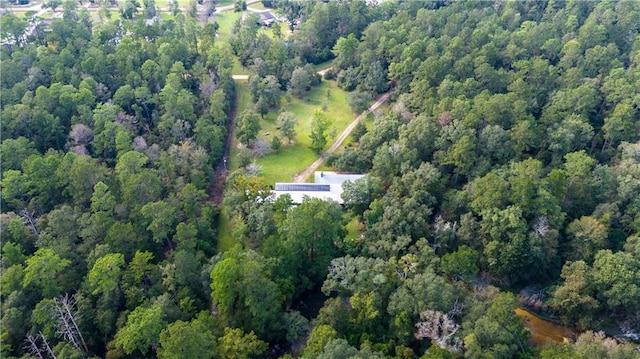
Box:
[515,308,575,346]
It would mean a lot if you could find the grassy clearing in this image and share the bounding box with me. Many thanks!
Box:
[5,10,29,18]
[215,0,235,6]
[230,57,251,75]
[250,80,355,184]
[213,11,240,43]
[154,0,192,9]
[256,21,289,40]
[247,2,266,10]
[312,59,335,73]
[227,79,251,171]
[344,215,364,240]
[216,79,250,254]
[216,207,237,252]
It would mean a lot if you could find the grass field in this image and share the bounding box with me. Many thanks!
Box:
[257,21,289,40]
[153,0,193,10]
[244,80,355,185]
[215,0,235,6]
[227,79,251,172]
[312,60,335,73]
[213,11,240,43]
[247,2,266,10]
[230,58,251,75]
[345,215,364,241]
[216,207,237,252]
[8,9,42,18]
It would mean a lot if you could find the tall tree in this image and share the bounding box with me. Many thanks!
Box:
[280,197,346,287]
[114,302,167,355]
[22,248,71,298]
[157,316,216,359]
[288,67,312,98]
[88,253,125,296]
[276,111,298,144]
[217,327,267,359]
[210,250,284,340]
[235,110,261,146]
[309,109,332,153]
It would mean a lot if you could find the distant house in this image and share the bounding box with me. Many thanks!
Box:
[272,171,365,204]
[257,11,275,27]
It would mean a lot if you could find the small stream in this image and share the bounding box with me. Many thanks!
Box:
[516,308,575,346]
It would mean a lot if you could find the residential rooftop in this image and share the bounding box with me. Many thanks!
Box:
[272,171,365,204]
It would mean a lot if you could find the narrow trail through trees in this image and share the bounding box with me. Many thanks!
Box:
[293,91,390,183]
[208,95,237,205]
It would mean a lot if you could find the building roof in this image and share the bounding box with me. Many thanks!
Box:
[258,11,274,20]
[272,172,365,204]
[314,171,365,185]
[256,11,275,26]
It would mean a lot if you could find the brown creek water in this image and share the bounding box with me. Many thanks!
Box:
[515,308,575,346]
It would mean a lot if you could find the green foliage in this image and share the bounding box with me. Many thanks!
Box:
[114,302,167,355]
[217,327,267,359]
[341,175,381,218]
[22,248,71,298]
[89,253,125,296]
[210,250,284,339]
[158,317,216,359]
[440,245,480,280]
[280,197,346,287]
[333,33,359,70]
[303,324,338,358]
[141,200,178,245]
[309,109,332,153]
[283,310,310,343]
[276,111,298,144]
[0,137,38,174]
[288,67,312,98]
[3,1,640,358]
[549,260,599,329]
[0,10,240,359]
[235,109,261,145]
[347,91,372,114]
[464,292,529,358]
[573,330,639,359]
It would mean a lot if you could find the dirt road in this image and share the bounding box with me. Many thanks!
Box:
[293,91,390,183]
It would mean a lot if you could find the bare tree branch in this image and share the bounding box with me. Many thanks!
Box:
[54,294,88,353]
[19,209,40,236]
[24,334,45,359]
[415,310,462,353]
[24,332,57,359]
[38,332,57,359]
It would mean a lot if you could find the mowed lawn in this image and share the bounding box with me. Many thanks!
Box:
[234,80,355,185]
[213,11,240,43]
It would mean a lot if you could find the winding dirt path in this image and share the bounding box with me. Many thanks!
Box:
[293,91,390,183]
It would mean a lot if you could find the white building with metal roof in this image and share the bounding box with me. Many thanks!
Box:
[272,172,365,204]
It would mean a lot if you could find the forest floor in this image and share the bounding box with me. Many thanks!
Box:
[293,91,390,183]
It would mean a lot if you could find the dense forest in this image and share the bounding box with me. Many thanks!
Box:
[1,0,640,358]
